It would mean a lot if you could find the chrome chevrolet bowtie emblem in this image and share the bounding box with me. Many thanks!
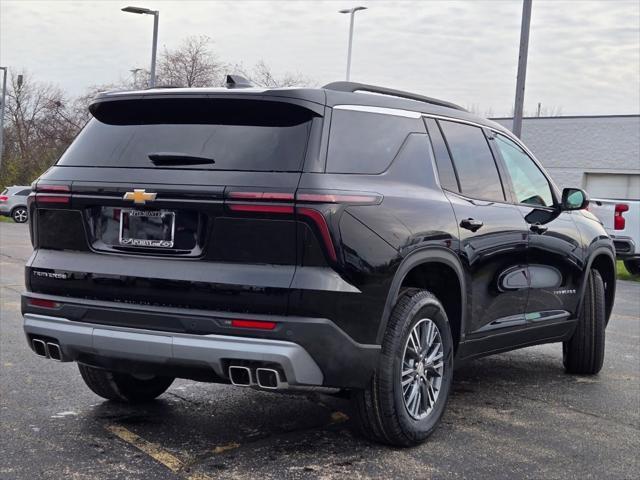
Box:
[123,189,157,205]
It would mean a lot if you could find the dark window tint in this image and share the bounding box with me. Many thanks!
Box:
[439,120,505,201]
[17,189,31,196]
[58,99,316,172]
[495,134,553,207]
[424,118,459,192]
[326,109,422,174]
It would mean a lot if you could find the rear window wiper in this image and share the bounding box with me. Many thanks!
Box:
[148,153,216,166]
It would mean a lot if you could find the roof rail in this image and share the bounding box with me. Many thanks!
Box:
[322,81,466,112]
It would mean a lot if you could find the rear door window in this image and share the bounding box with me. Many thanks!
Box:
[326,108,423,174]
[439,120,505,202]
[58,99,317,172]
[424,118,460,192]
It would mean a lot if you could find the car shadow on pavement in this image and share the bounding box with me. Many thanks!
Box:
[74,347,579,475]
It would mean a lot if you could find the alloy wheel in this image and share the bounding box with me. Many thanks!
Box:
[400,318,444,420]
[13,208,28,223]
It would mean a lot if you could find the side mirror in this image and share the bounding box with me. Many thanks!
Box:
[561,188,589,211]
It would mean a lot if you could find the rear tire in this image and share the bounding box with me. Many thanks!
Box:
[563,269,606,374]
[623,259,640,276]
[11,207,28,223]
[353,289,454,446]
[78,364,174,403]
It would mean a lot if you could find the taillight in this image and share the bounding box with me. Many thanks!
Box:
[0,195,8,202]
[36,184,70,193]
[27,298,60,309]
[297,207,337,262]
[231,319,277,330]
[614,203,629,230]
[228,191,294,201]
[35,184,71,205]
[296,193,380,204]
[228,204,294,214]
[225,188,382,263]
[295,191,381,263]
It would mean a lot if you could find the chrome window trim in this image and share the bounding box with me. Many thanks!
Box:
[331,105,557,198]
[425,113,560,199]
[333,104,422,119]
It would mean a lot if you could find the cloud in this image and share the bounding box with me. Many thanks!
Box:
[1,0,638,115]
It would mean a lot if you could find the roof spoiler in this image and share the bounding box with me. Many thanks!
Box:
[323,81,466,112]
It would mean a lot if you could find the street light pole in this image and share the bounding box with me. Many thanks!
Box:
[0,66,7,168]
[339,7,367,81]
[121,6,160,88]
[512,0,532,138]
[150,11,159,88]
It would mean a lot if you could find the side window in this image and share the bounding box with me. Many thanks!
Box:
[326,109,422,174]
[17,189,31,196]
[424,118,459,192]
[439,120,505,202]
[494,134,554,207]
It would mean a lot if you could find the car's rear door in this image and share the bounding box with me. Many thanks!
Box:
[427,119,530,353]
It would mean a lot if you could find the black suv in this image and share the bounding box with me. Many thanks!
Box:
[22,80,616,446]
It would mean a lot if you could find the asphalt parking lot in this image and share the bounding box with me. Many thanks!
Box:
[1,221,638,480]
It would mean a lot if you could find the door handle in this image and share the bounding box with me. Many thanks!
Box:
[530,223,548,234]
[460,218,484,232]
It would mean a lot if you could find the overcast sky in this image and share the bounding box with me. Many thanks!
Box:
[1,0,639,116]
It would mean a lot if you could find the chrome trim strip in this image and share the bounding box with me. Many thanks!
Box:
[333,104,422,119]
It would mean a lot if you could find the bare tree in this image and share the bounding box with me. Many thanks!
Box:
[71,83,125,126]
[157,35,226,87]
[236,60,314,88]
[1,37,318,187]
[1,71,80,186]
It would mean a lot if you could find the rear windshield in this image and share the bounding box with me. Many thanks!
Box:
[58,98,317,172]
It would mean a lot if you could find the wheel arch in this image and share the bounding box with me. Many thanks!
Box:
[11,204,28,213]
[581,247,616,324]
[376,247,466,352]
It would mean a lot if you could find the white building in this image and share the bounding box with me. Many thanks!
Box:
[493,115,640,200]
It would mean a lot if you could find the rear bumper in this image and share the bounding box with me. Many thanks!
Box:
[24,313,324,385]
[611,236,637,259]
[21,293,380,388]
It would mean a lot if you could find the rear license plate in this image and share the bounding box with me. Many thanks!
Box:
[119,209,175,248]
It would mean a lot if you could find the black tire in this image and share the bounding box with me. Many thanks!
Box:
[78,364,174,403]
[11,207,28,223]
[353,289,454,446]
[623,259,640,276]
[563,269,606,374]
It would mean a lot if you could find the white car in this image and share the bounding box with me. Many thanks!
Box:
[0,186,31,223]
[589,197,640,275]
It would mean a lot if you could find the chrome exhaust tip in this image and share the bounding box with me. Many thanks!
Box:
[256,368,286,390]
[228,366,253,386]
[32,339,48,358]
[46,342,62,361]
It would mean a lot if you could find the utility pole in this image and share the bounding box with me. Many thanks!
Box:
[0,67,7,168]
[512,0,532,138]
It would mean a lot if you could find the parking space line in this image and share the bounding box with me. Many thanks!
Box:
[105,424,213,480]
